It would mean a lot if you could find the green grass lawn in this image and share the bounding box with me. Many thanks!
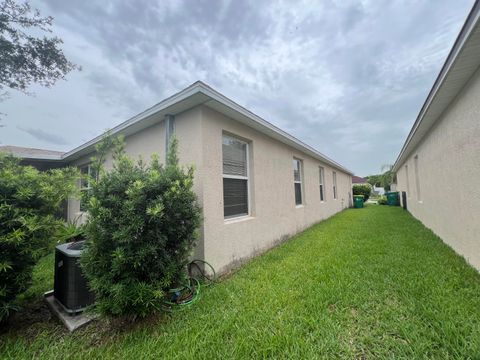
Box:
[2,205,480,359]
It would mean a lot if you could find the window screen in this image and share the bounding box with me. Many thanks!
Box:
[293,159,303,205]
[405,165,410,195]
[332,171,337,199]
[79,164,94,212]
[319,167,325,201]
[414,156,421,201]
[223,135,249,218]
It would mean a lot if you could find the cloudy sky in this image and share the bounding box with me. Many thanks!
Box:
[0,0,474,175]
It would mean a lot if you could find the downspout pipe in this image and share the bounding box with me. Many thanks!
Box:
[165,114,175,162]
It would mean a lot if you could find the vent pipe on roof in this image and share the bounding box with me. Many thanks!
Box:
[165,114,175,162]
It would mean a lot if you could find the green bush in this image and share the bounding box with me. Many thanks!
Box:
[0,154,78,321]
[352,184,371,202]
[378,196,388,205]
[81,137,201,318]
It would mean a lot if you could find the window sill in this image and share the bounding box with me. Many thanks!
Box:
[418,200,423,204]
[320,201,325,204]
[295,205,304,209]
[224,215,254,224]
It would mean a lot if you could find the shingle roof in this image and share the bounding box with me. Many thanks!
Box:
[352,175,368,184]
[0,145,64,160]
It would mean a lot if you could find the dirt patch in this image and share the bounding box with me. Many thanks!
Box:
[0,299,67,339]
[0,299,172,349]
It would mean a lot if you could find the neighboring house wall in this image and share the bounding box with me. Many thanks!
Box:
[396,67,480,270]
[199,106,351,273]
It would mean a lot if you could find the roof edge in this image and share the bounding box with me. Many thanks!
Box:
[60,81,352,175]
[393,0,480,172]
[195,82,354,175]
[62,81,204,160]
[0,145,64,161]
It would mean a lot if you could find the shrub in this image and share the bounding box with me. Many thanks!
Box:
[352,184,371,202]
[81,137,201,318]
[378,196,388,205]
[0,154,78,321]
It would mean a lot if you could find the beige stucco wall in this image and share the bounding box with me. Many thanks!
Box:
[396,66,480,270]
[199,106,352,273]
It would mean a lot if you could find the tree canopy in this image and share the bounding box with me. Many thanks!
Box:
[366,165,396,191]
[0,0,79,97]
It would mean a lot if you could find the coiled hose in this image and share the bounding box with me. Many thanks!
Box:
[162,259,216,311]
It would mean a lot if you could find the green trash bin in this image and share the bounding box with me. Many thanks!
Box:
[386,191,400,206]
[353,195,364,208]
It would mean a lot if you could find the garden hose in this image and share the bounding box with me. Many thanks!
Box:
[187,259,216,285]
[162,260,215,311]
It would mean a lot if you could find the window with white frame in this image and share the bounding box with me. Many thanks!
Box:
[319,166,325,201]
[222,135,249,218]
[293,158,303,205]
[79,164,95,212]
[414,155,421,201]
[405,164,410,196]
[332,171,337,200]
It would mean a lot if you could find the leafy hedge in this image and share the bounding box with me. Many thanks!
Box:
[0,154,78,321]
[81,137,201,317]
[352,184,371,202]
[378,196,388,205]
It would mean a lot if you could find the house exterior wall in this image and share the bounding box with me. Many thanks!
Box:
[68,108,202,223]
[396,67,480,270]
[65,104,352,274]
[199,106,352,273]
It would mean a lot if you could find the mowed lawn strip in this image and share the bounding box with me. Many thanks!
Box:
[1,206,480,359]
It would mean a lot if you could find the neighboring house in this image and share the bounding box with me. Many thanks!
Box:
[0,145,64,170]
[393,2,480,270]
[352,175,369,185]
[2,82,353,274]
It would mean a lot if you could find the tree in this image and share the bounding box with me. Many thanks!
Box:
[352,184,371,202]
[366,174,382,187]
[0,0,79,98]
[378,164,395,192]
[366,164,396,191]
[81,136,202,318]
[0,153,79,322]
